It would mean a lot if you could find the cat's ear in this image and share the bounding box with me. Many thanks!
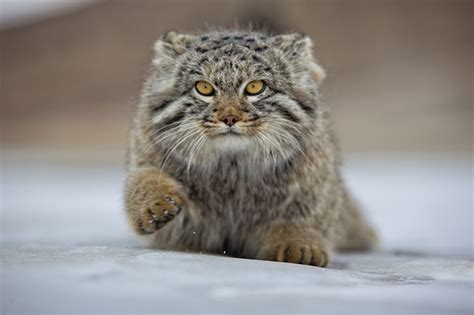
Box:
[152,32,196,66]
[272,33,326,84]
[272,33,311,55]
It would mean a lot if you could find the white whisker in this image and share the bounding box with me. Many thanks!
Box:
[158,129,201,181]
[143,122,199,154]
[186,133,207,179]
[267,127,308,161]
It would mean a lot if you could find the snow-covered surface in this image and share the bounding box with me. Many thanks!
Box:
[1,151,473,314]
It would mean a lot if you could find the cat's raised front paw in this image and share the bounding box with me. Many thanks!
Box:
[134,193,183,234]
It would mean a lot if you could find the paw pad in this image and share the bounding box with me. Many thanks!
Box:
[135,193,184,234]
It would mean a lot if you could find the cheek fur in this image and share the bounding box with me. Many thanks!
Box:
[255,94,310,125]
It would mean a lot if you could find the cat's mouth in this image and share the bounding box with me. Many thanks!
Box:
[203,122,249,137]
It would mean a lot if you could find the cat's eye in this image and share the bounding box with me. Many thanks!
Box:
[195,81,214,96]
[245,80,265,95]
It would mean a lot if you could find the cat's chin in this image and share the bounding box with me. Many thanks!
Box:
[208,133,254,153]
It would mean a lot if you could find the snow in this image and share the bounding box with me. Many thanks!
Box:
[1,151,473,314]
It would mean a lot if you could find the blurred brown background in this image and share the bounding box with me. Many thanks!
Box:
[1,0,472,156]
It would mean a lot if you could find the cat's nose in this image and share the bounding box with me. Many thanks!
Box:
[220,114,240,126]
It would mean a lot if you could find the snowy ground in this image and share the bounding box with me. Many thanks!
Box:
[1,151,473,314]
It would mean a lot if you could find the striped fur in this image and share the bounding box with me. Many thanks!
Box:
[125,30,377,267]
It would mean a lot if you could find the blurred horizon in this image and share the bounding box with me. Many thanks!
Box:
[1,0,472,161]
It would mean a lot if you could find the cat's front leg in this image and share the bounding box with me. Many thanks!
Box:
[255,221,331,267]
[125,169,186,235]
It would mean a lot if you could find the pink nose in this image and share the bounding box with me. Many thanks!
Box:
[220,115,240,126]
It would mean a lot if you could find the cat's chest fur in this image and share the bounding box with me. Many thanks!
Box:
[175,158,296,225]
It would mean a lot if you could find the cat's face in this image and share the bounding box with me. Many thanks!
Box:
[144,31,325,166]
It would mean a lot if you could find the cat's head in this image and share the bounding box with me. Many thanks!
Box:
[141,31,326,167]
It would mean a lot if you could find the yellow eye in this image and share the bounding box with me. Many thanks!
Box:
[195,81,214,96]
[245,80,265,95]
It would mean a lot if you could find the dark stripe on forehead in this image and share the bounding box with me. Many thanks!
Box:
[189,69,202,75]
[195,47,209,53]
[252,55,262,63]
[250,55,274,74]
[254,45,269,52]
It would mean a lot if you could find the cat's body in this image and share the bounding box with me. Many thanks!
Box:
[125,30,377,266]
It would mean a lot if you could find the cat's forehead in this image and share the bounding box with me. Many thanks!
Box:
[185,33,274,88]
[192,31,271,51]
